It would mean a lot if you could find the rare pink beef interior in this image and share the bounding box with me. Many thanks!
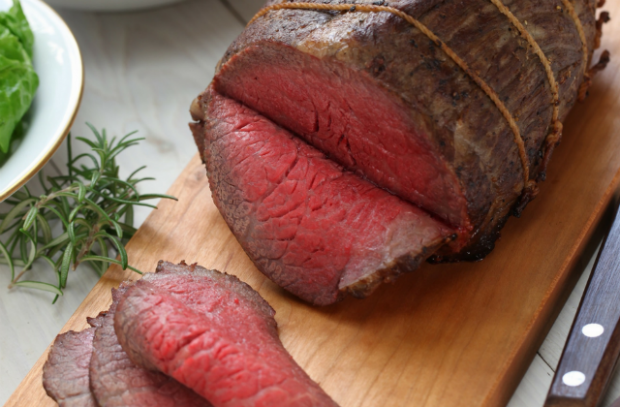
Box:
[214,42,471,237]
[202,89,453,305]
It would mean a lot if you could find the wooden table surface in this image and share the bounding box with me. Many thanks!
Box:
[0,1,618,406]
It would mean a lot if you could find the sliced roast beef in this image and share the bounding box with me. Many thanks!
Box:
[191,88,454,305]
[42,329,98,407]
[190,0,607,304]
[89,284,210,407]
[114,261,339,407]
[193,0,602,261]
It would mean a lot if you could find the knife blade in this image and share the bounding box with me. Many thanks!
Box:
[544,202,620,407]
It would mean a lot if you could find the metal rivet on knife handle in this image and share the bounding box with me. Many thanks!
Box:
[562,371,586,387]
[582,323,605,338]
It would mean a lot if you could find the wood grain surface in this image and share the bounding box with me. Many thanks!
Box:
[5,2,620,407]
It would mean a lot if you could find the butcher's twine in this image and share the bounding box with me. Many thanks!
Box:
[247,0,592,196]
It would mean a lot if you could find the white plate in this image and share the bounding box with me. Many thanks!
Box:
[0,0,83,202]
[44,0,186,11]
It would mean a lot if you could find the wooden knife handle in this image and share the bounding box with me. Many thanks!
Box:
[544,204,620,407]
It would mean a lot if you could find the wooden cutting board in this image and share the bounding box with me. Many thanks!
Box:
[6,9,620,407]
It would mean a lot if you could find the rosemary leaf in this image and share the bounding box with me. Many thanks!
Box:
[36,213,52,244]
[0,240,14,280]
[23,206,37,230]
[0,198,36,234]
[59,241,73,288]
[80,255,142,274]
[13,281,63,296]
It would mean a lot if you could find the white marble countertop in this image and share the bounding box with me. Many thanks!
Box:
[1,1,619,406]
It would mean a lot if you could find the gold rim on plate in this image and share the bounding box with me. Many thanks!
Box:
[0,0,84,202]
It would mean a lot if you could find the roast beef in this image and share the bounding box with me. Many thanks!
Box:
[89,284,210,407]
[192,88,454,305]
[114,261,339,406]
[193,0,606,258]
[190,0,608,304]
[42,329,98,407]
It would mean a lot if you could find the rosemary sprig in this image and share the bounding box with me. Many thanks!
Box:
[0,124,176,302]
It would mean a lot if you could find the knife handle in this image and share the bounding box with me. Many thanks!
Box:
[545,204,620,407]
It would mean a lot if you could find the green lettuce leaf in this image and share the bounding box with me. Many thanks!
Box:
[0,0,37,154]
[0,54,37,152]
[0,0,34,58]
[0,26,28,63]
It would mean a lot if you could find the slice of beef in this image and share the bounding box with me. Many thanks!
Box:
[42,329,98,407]
[191,87,454,305]
[114,261,339,407]
[203,0,599,260]
[89,284,210,407]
